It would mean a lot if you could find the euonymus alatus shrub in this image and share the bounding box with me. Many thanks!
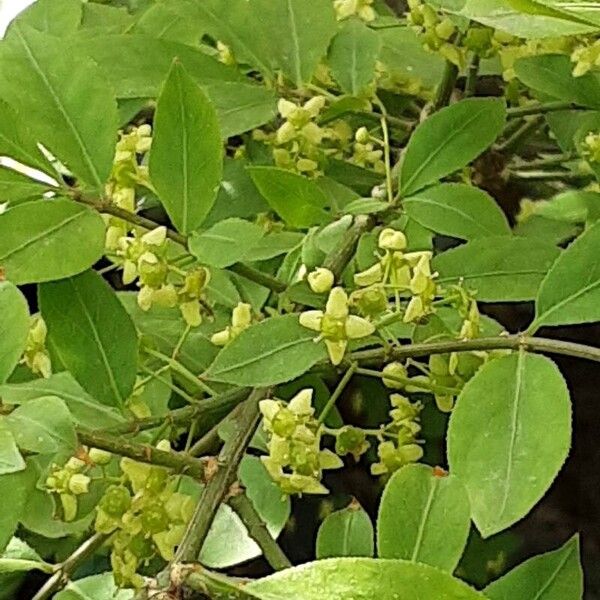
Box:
[0,0,599,598]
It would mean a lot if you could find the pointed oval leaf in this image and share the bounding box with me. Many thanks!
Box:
[0,429,25,476]
[247,558,486,600]
[39,270,138,408]
[377,464,470,571]
[248,167,330,228]
[0,466,36,553]
[5,397,77,456]
[0,281,29,384]
[432,237,560,302]
[404,183,511,241]
[316,504,374,559]
[189,218,265,268]
[534,220,600,329]
[448,352,571,537]
[328,19,381,96]
[0,199,106,285]
[205,314,328,386]
[150,62,223,234]
[55,573,133,600]
[400,98,506,196]
[0,26,118,189]
[485,535,583,600]
[6,0,83,37]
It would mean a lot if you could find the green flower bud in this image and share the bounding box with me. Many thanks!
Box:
[307,267,335,294]
[68,473,91,496]
[382,362,408,389]
[355,127,370,144]
[89,448,112,465]
[141,501,170,534]
[350,286,388,318]
[335,426,370,460]
[100,485,132,518]
[378,228,407,251]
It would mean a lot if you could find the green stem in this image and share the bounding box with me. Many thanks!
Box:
[498,115,544,154]
[433,59,459,111]
[323,215,375,280]
[464,54,480,97]
[318,363,357,426]
[77,429,207,479]
[506,100,579,119]
[356,367,459,396]
[374,96,395,204]
[229,262,288,293]
[184,568,261,599]
[514,152,577,170]
[228,492,292,571]
[189,401,245,457]
[32,533,108,600]
[173,389,267,562]
[348,335,600,365]
[508,170,591,182]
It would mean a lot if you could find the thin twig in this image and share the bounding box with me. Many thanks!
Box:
[506,100,580,119]
[433,59,459,111]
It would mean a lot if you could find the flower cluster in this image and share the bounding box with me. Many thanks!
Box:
[45,449,111,522]
[371,394,423,476]
[572,37,600,77]
[211,302,253,346]
[354,228,438,323]
[581,131,600,165]
[300,287,375,365]
[95,445,195,589]
[334,0,377,22]
[20,315,52,378]
[259,389,343,495]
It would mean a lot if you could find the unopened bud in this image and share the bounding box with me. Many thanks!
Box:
[307,268,335,294]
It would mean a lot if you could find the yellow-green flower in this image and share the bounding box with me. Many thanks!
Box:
[300,287,375,365]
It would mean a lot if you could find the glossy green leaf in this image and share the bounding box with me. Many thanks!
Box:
[448,352,571,537]
[0,373,125,430]
[205,314,328,386]
[506,0,599,27]
[0,199,106,285]
[377,464,470,571]
[249,167,330,228]
[328,19,380,96]
[533,220,600,328]
[433,237,560,301]
[0,99,51,172]
[0,467,36,553]
[195,0,337,86]
[400,98,506,196]
[316,504,374,559]
[0,26,118,189]
[404,183,511,240]
[6,0,82,37]
[80,3,134,34]
[4,397,77,455]
[133,1,204,45]
[39,270,138,408]
[515,54,600,109]
[243,232,305,262]
[150,62,223,234]
[247,558,486,600]
[0,167,55,203]
[0,537,52,575]
[0,282,29,384]
[534,190,600,224]
[0,430,25,476]
[485,535,583,600]
[189,218,265,268]
[55,573,133,600]
[201,456,291,568]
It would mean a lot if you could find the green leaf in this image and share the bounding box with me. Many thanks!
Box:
[432,237,560,302]
[533,220,600,329]
[0,537,52,575]
[459,0,597,37]
[506,0,599,27]
[243,232,305,262]
[404,183,511,240]
[189,218,265,268]
[533,190,600,224]
[249,167,330,228]
[0,167,55,203]
[133,1,205,45]
[0,281,29,384]
[150,62,223,234]
[0,466,36,553]
[316,504,374,559]
[0,99,52,173]
[0,430,25,476]
[328,19,380,96]
[39,270,139,408]
[485,535,583,600]
[196,0,337,86]
[6,0,82,37]
[247,558,486,599]
[515,54,600,109]
[0,373,125,430]
[80,3,134,34]
[4,397,77,455]
[400,98,506,196]
[377,464,470,571]
[205,314,328,386]
[55,573,133,600]
[0,199,106,285]
[201,456,291,568]
[448,352,571,537]
[0,26,118,190]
